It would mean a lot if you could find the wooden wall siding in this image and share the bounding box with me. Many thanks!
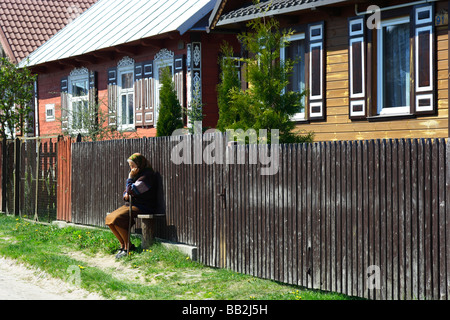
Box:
[295,4,449,141]
[69,135,450,300]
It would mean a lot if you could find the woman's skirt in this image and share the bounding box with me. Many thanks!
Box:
[105,205,142,229]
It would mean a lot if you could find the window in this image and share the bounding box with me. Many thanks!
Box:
[377,17,411,115]
[349,4,435,119]
[118,66,134,129]
[280,22,324,121]
[45,104,55,122]
[282,33,306,121]
[60,67,97,133]
[70,75,89,130]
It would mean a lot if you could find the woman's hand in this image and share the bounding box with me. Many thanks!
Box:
[124,192,129,201]
[128,168,139,179]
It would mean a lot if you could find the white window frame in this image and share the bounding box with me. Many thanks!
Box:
[117,65,135,131]
[281,32,306,121]
[377,16,411,116]
[68,71,89,134]
[45,104,55,122]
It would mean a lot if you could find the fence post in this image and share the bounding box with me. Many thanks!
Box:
[13,138,20,216]
[1,139,6,212]
[447,139,450,299]
[33,138,40,221]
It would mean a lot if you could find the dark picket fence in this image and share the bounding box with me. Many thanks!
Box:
[1,137,58,222]
[66,135,450,300]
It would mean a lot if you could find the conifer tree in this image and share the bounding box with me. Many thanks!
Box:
[156,67,184,137]
[217,17,314,144]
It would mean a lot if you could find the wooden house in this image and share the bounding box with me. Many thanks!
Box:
[19,0,239,138]
[209,0,449,141]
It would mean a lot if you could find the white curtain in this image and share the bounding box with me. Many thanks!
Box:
[383,23,410,108]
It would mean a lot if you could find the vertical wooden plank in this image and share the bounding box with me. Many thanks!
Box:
[346,140,352,296]
[424,139,432,300]
[398,139,406,300]
[385,139,393,300]
[341,140,348,295]
[411,139,419,299]
[325,141,331,292]
[313,142,321,290]
[373,139,381,300]
[431,139,439,299]
[366,139,375,299]
[267,143,275,281]
[309,141,313,289]
[292,143,298,286]
[404,139,412,300]
[305,142,311,287]
[379,139,387,299]
[392,139,399,300]
[351,140,358,297]
[438,139,447,300]
[357,140,364,298]
[446,139,450,300]
[330,141,337,293]
[245,143,252,274]
[418,139,425,300]
[286,143,294,284]
[335,141,342,294]
[274,143,280,282]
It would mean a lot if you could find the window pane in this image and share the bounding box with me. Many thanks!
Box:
[383,22,410,108]
[82,101,88,128]
[122,72,133,89]
[285,38,305,111]
[128,93,134,125]
[73,101,81,129]
[122,95,127,125]
[72,80,88,97]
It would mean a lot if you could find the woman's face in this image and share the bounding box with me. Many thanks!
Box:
[128,160,137,170]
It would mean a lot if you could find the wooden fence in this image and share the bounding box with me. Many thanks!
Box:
[65,135,450,300]
[1,137,58,221]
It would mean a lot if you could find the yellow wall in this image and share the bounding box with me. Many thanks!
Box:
[293,1,448,141]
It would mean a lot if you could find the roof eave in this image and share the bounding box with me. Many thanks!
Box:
[208,0,227,31]
[177,0,216,35]
[216,0,348,27]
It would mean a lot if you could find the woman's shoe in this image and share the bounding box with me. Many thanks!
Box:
[115,249,127,259]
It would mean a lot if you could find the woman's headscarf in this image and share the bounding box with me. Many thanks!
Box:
[127,153,151,171]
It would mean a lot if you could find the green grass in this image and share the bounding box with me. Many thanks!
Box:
[0,213,362,300]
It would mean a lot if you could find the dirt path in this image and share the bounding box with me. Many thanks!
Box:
[0,256,103,300]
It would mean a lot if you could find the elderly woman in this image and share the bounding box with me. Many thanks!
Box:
[105,153,157,259]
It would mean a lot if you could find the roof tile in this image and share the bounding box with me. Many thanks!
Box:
[0,0,97,62]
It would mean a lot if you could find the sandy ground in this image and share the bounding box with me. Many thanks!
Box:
[0,256,103,300]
